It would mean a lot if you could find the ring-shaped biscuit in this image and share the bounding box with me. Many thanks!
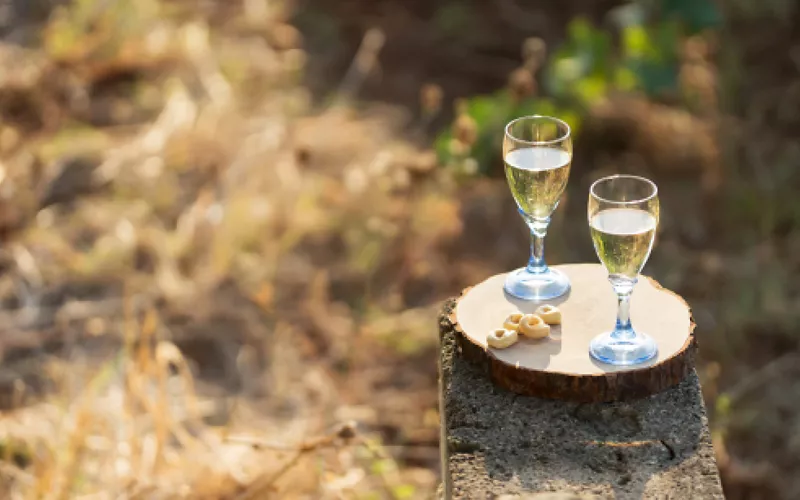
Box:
[534,305,561,325]
[487,328,518,348]
[503,312,524,331]
[518,314,550,339]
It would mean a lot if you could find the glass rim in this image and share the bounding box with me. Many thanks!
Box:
[589,174,658,205]
[505,115,571,146]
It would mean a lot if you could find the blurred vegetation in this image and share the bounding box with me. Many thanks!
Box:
[436,0,721,174]
[0,0,449,497]
[0,0,796,498]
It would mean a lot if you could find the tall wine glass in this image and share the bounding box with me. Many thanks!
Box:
[503,115,572,301]
[587,175,660,365]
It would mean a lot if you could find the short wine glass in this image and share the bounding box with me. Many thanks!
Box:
[587,175,660,365]
[503,115,572,301]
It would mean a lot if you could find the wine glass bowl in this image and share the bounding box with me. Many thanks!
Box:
[587,175,660,365]
[502,116,572,301]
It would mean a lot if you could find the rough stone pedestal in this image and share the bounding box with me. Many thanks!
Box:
[439,299,724,499]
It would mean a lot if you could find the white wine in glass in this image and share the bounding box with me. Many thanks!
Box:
[587,175,660,366]
[503,116,572,301]
[505,147,571,220]
[589,208,657,279]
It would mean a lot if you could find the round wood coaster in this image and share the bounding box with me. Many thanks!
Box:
[450,263,695,402]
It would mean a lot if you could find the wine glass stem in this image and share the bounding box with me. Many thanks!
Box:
[526,218,549,274]
[611,279,636,340]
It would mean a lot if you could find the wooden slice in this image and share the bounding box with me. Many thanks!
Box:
[450,263,695,402]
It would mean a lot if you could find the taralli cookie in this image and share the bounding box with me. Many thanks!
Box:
[486,328,518,349]
[503,312,524,331]
[518,314,550,339]
[534,304,561,325]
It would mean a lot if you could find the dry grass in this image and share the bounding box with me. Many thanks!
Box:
[0,0,446,497]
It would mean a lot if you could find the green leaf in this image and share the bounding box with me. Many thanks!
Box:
[574,74,608,104]
[650,20,681,63]
[553,56,585,83]
[716,394,731,417]
[466,94,507,128]
[357,493,382,500]
[622,25,651,59]
[629,59,679,95]
[546,18,613,100]
[392,484,417,500]
[662,0,722,33]
[614,67,640,91]
[434,129,453,165]
[558,109,583,137]
[568,17,594,44]
[370,459,393,476]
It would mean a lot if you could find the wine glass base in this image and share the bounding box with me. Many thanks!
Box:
[589,331,658,366]
[503,267,570,301]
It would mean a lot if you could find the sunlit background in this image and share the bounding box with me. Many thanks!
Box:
[0,0,795,498]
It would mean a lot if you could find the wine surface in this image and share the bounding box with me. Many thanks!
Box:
[504,147,571,219]
[590,208,657,279]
